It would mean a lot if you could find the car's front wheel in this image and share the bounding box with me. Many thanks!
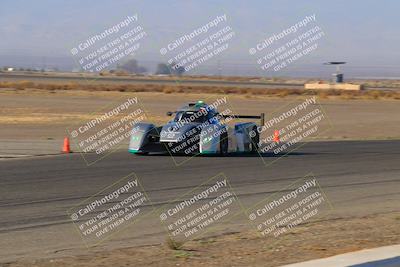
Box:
[250,127,259,153]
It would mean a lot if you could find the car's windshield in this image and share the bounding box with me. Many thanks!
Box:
[173,111,208,123]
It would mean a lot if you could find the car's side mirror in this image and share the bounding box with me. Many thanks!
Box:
[166,111,173,116]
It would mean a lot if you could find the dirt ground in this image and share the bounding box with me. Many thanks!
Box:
[4,212,399,267]
[1,88,400,142]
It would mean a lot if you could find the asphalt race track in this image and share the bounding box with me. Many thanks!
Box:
[0,140,399,262]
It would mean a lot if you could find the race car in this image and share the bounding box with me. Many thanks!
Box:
[128,100,264,155]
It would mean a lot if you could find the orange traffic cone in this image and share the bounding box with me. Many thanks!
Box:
[273,130,280,143]
[62,137,71,153]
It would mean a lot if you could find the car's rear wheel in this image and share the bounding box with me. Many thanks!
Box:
[219,132,228,156]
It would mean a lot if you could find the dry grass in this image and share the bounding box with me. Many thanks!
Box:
[1,81,400,100]
[165,236,184,250]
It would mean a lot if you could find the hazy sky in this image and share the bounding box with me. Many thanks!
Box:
[1,0,399,75]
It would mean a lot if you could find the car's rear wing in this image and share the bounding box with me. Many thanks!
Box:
[221,113,265,126]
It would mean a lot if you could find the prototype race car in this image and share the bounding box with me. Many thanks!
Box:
[128,101,264,155]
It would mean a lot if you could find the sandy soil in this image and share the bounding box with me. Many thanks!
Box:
[4,212,399,267]
[1,88,399,142]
